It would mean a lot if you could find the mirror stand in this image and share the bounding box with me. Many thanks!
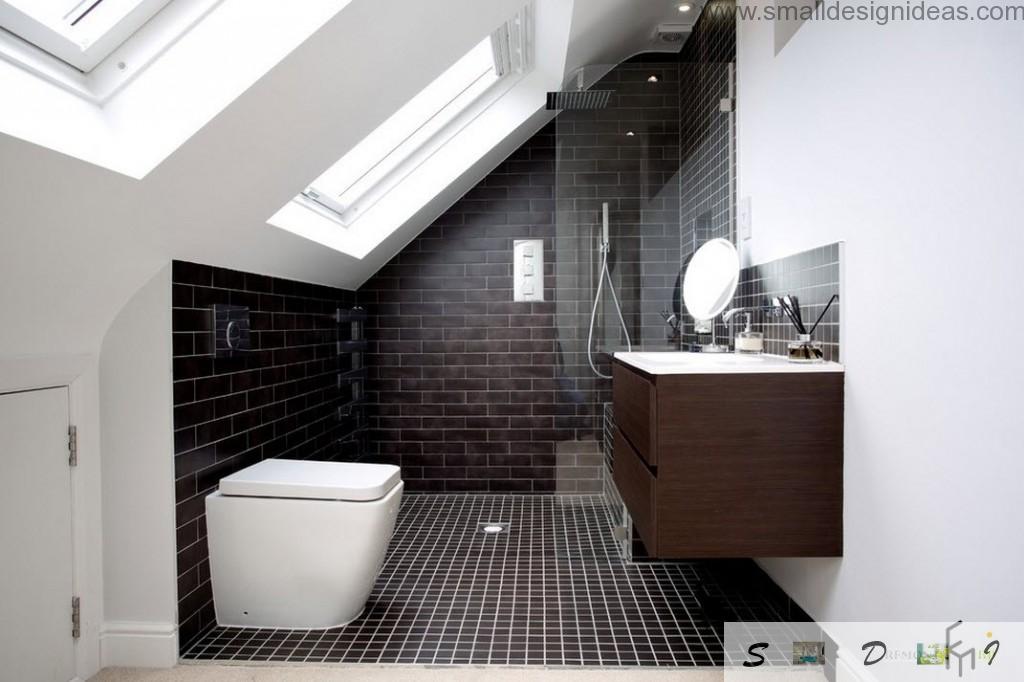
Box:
[682,238,741,352]
[700,324,730,353]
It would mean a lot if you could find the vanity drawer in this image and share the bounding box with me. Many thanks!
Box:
[612,362,657,467]
[612,427,657,554]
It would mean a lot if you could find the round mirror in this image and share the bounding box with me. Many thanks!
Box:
[682,238,739,321]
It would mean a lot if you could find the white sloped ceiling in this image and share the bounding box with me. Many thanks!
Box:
[0,0,694,359]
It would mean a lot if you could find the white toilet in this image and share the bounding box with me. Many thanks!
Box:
[206,459,403,629]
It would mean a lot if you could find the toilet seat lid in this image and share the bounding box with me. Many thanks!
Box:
[219,459,401,502]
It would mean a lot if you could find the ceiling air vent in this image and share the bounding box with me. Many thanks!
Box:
[656,23,692,43]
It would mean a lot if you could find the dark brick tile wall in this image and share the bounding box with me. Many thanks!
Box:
[552,1,739,353]
[554,59,682,357]
[678,0,740,346]
[171,260,363,651]
[735,243,842,362]
[356,1,743,494]
[358,125,605,494]
[680,0,736,251]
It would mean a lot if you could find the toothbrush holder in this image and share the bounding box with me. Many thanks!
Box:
[787,333,824,363]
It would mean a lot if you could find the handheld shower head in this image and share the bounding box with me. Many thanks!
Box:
[601,202,610,251]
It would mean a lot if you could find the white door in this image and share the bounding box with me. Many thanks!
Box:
[0,388,75,682]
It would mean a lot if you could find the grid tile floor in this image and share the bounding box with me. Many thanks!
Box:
[182,494,799,666]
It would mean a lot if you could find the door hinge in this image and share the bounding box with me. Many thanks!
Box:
[71,596,81,639]
[68,425,78,467]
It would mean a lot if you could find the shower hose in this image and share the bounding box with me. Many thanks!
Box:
[587,240,632,379]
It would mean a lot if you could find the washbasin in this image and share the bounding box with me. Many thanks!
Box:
[613,351,844,375]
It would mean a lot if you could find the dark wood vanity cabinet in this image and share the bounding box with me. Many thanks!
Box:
[612,360,844,558]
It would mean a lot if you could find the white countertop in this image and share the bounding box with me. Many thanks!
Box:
[614,351,845,375]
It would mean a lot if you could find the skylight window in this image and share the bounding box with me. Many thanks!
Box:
[299,37,502,226]
[0,0,170,71]
[268,5,533,259]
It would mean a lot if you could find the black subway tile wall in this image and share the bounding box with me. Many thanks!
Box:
[357,1,745,493]
[678,0,739,347]
[358,126,605,495]
[172,260,363,651]
[680,0,736,245]
[734,243,843,362]
[554,58,682,355]
[549,1,740,353]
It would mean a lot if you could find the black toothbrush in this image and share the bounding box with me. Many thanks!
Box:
[778,296,806,334]
[776,297,796,330]
[808,294,839,336]
[789,295,804,332]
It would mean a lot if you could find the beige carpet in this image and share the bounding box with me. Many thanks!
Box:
[91,664,827,681]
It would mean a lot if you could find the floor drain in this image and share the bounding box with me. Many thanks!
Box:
[479,522,509,534]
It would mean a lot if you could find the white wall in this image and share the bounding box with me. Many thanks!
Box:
[737,10,1024,621]
[98,266,178,667]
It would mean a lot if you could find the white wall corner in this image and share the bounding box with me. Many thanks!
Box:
[98,264,178,670]
[100,621,178,668]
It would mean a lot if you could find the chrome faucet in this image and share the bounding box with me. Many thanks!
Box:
[722,307,750,323]
[722,303,783,322]
[660,310,682,346]
[721,304,784,350]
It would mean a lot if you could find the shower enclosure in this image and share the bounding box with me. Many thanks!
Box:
[549,52,737,519]
[552,54,737,381]
[553,59,684,393]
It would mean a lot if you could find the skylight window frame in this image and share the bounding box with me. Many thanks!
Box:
[292,8,532,230]
[0,0,223,103]
[0,0,173,72]
[299,38,500,226]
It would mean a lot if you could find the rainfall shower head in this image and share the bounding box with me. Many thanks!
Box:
[545,89,613,110]
[546,67,614,110]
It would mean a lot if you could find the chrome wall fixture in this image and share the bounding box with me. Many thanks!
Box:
[212,304,250,357]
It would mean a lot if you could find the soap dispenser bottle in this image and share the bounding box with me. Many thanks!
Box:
[734,313,764,354]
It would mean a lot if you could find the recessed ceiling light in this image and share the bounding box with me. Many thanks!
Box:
[480,522,508,534]
[678,3,693,12]
[647,74,659,83]
[626,131,636,137]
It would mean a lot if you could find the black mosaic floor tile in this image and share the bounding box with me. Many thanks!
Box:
[182,494,797,666]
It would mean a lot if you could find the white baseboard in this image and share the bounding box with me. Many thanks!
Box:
[100,621,178,668]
